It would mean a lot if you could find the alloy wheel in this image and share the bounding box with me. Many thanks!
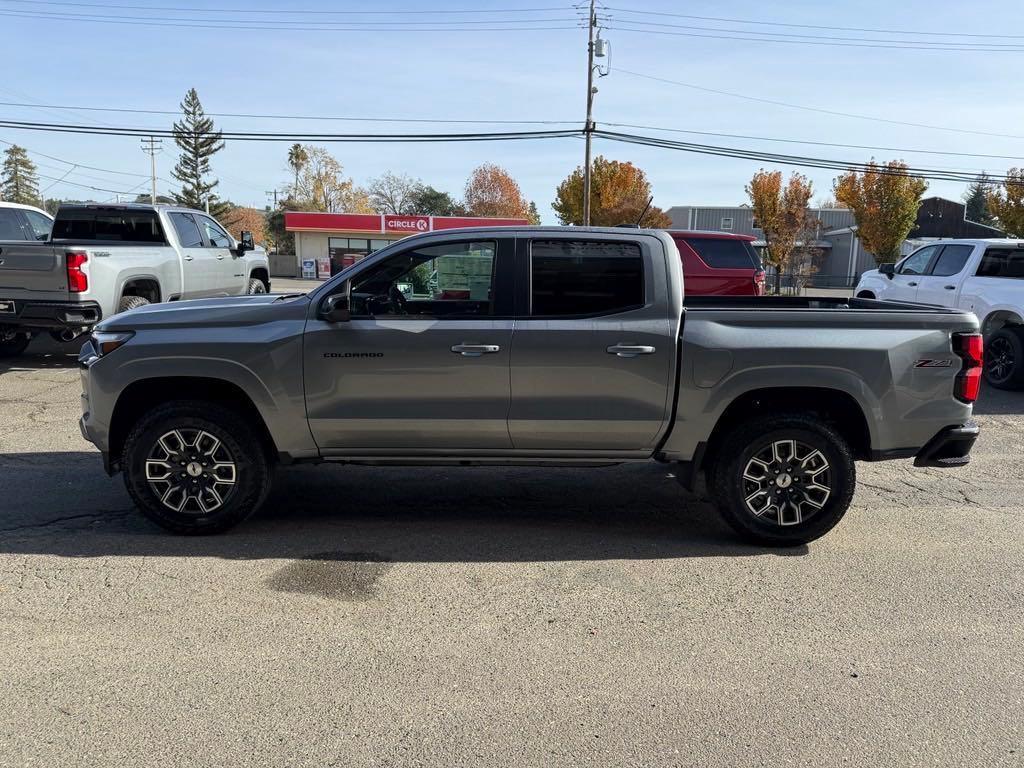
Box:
[145,429,238,514]
[741,439,831,526]
[986,336,1014,383]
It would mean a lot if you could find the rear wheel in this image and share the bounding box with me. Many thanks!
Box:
[0,331,31,358]
[122,401,272,534]
[984,326,1024,390]
[247,278,267,295]
[708,413,856,546]
[118,295,150,314]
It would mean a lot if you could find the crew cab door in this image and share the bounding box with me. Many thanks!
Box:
[884,245,941,303]
[194,214,245,295]
[304,235,514,451]
[508,235,676,451]
[914,244,974,307]
[168,212,217,298]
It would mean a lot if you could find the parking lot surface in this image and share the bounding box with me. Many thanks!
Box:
[1,336,1021,767]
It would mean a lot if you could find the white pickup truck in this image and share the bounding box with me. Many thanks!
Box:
[856,239,1024,389]
[0,203,270,357]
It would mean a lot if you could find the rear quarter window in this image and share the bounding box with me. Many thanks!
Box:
[0,208,27,240]
[682,237,761,270]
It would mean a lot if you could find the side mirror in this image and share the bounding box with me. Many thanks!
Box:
[319,293,351,323]
[238,231,255,254]
[879,263,896,279]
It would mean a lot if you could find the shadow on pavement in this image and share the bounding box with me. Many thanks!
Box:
[0,452,801,561]
[0,335,81,371]
[973,384,1024,416]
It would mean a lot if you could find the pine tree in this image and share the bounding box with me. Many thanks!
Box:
[171,88,227,217]
[1,145,41,206]
[964,173,994,226]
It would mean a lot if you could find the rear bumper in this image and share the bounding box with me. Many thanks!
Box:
[913,421,980,468]
[0,300,101,330]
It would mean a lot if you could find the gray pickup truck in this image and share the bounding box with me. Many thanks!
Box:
[0,203,269,356]
[78,227,982,545]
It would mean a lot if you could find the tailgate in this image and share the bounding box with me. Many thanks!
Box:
[0,242,69,301]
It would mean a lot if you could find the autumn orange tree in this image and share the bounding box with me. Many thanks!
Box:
[746,169,815,291]
[464,163,529,218]
[552,156,671,227]
[220,205,267,246]
[834,160,927,262]
[986,168,1024,236]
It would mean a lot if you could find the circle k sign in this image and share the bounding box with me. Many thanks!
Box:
[384,215,430,233]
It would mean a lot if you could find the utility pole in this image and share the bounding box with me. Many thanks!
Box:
[140,136,162,204]
[582,0,597,227]
[265,188,286,208]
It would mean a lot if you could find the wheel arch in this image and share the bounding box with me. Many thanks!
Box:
[120,276,161,304]
[249,267,270,292]
[108,377,278,471]
[981,308,1024,337]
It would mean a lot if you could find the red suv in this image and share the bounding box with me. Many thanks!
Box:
[668,231,766,296]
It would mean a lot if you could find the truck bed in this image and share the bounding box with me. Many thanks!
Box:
[682,295,972,314]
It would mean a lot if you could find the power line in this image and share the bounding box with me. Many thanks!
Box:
[0,136,151,177]
[606,24,1024,52]
[615,69,1024,141]
[0,100,577,126]
[0,9,581,32]
[36,172,152,196]
[603,6,1024,40]
[0,0,574,14]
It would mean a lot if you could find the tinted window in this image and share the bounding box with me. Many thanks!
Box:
[898,246,938,275]
[53,209,165,243]
[977,248,1024,279]
[351,240,496,318]
[0,208,26,240]
[929,245,973,277]
[169,213,204,248]
[683,237,760,269]
[23,210,52,241]
[197,215,231,248]
[531,240,644,317]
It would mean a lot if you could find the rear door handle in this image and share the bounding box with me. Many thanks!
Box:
[908,281,918,287]
[183,255,194,261]
[451,343,500,357]
[607,344,656,358]
[945,285,956,290]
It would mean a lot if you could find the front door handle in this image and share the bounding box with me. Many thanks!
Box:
[945,285,956,290]
[607,344,656,358]
[216,255,226,260]
[451,343,500,357]
[183,255,194,261]
[908,281,918,287]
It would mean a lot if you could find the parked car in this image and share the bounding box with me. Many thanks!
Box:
[78,227,981,546]
[855,239,1024,389]
[668,230,766,295]
[0,203,270,357]
[0,200,54,242]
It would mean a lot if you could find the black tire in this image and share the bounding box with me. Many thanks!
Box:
[0,332,31,358]
[984,326,1024,391]
[118,295,150,314]
[856,291,875,299]
[122,400,272,534]
[247,278,266,295]
[708,413,856,547]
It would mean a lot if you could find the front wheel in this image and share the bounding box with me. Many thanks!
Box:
[984,326,1024,390]
[708,414,856,546]
[122,401,272,534]
[247,278,267,295]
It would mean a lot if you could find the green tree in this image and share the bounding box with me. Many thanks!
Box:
[527,200,541,225]
[287,143,308,198]
[964,173,994,225]
[834,160,928,262]
[409,185,464,216]
[987,168,1024,237]
[171,88,227,216]
[1,145,41,206]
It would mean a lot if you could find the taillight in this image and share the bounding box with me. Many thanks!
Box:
[753,270,766,296]
[953,332,983,403]
[66,251,89,293]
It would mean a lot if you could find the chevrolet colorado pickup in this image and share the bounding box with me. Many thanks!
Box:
[79,227,982,545]
[0,203,269,357]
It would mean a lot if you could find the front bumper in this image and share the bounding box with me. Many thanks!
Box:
[914,421,980,468]
[0,300,101,330]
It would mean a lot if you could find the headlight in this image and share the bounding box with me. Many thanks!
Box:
[91,331,134,357]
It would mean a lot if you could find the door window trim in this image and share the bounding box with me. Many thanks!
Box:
[925,244,974,277]
[195,214,233,249]
[169,211,205,249]
[524,238,648,319]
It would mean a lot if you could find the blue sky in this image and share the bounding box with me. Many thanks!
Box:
[3,0,1024,222]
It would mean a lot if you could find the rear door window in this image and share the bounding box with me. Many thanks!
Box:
[683,237,761,269]
[976,248,1024,278]
[0,208,27,240]
[530,240,644,317]
[928,245,973,277]
[169,213,204,248]
[52,209,166,243]
[23,210,52,241]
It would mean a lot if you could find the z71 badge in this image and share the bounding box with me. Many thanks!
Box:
[914,359,954,368]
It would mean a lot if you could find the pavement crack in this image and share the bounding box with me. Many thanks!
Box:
[0,508,133,534]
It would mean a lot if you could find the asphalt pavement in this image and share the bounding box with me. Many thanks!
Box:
[0,336,1021,767]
